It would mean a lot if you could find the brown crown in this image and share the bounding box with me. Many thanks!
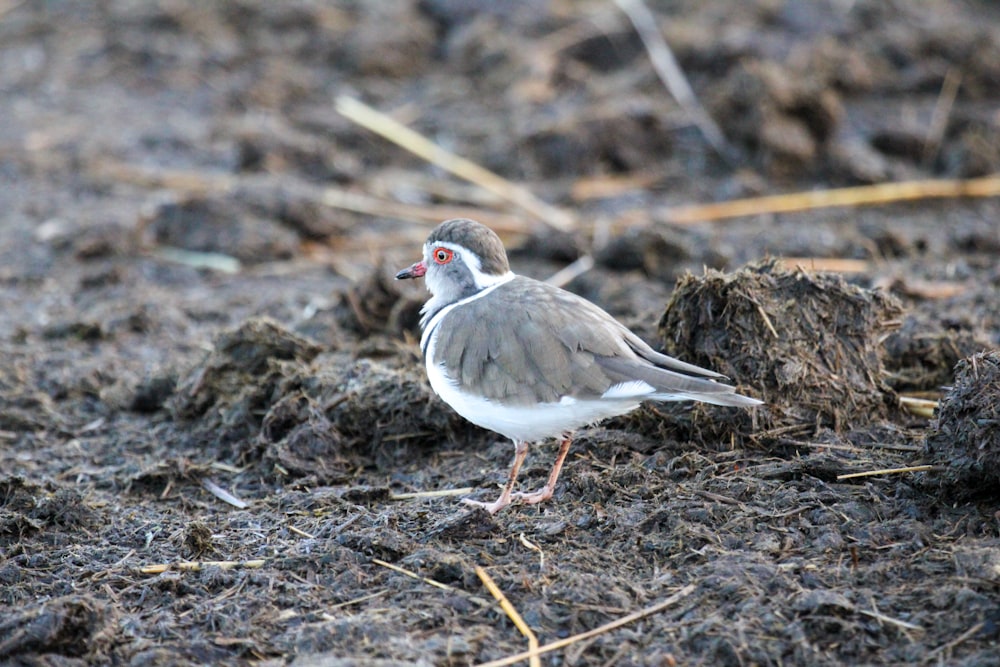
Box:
[427,219,510,276]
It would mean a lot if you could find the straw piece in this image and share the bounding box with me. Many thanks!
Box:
[837,465,937,481]
[776,257,871,274]
[614,0,734,162]
[390,487,476,500]
[922,67,962,166]
[201,478,248,508]
[140,559,267,575]
[474,583,696,667]
[570,172,661,201]
[89,158,534,235]
[476,566,541,667]
[321,185,532,233]
[661,175,1000,224]
[545,255,594,288]
[899,396,938,419]
[518,533,545,572]
[288,525,316,539]
[372,558,463,595]
[335,95,575,232]
[858,607,924,632]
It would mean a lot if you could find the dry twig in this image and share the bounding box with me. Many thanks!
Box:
[390,487,476,500]
[335,95,575,232]
[899,396,938,419]
[614,0,733,161]
[474,583,696,667]
[476,566,541,667]
[660,175,1000,224]
[837,465,938,481]
[140,559,267,575]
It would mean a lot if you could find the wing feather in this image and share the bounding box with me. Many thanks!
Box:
[431,276,750,407]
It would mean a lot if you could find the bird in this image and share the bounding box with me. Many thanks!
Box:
[396,218,761,514]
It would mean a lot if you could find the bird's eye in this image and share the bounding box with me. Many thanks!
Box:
[433,247,454,264]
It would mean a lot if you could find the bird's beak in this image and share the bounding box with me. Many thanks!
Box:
[395,260,426,280]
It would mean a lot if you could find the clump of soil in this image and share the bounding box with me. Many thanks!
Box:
[882,314,990,391]
[925,350,1000,496]
[711,59,842,176]
[659,259,904,438]
[333,263,423,338]
[0,595,110,662]
[0,477,95,543]
[167,315,475,482]
[142,196,300,264]
[260,350,477,482]
[169,317,323,453]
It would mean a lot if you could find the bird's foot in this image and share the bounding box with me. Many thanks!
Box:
[462,481,555,514]
[461,495,511,515]
[511,484,554,506]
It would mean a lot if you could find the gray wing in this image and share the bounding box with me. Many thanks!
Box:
[433,276,754,406]
[433,278,613,404]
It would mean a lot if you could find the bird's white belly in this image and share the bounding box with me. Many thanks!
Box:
[424,355,640,443]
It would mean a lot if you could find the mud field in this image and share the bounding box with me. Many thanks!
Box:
[2,1,1000,665]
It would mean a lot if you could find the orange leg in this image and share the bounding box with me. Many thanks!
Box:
[512,436,572,506]
[463,440,529,514]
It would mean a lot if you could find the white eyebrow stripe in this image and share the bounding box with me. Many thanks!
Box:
[426,240,514,289]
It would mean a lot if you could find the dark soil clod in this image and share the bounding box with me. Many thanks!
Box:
[925,350,1000,496]
[659,259,904,438]
[0,595,109,660]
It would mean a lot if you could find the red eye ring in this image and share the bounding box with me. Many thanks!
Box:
[433,247,454,265]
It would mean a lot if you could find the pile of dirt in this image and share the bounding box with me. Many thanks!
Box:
[167,316,478,483]
[882,315,990,391]
[260,351,478,484]
[0,594,110,663]
[711,59,842,176]
[169,318,323,455]
[925,350,1000,496]
[0,477,95,542]
[658,259,904,441]
[142,196,301,265]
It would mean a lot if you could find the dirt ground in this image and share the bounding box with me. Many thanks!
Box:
[2,1,1000,665]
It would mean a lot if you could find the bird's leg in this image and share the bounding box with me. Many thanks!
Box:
[463,440,528,514]
[513,436,572,506]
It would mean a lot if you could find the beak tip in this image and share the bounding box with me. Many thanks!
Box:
[395,261,426,280]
